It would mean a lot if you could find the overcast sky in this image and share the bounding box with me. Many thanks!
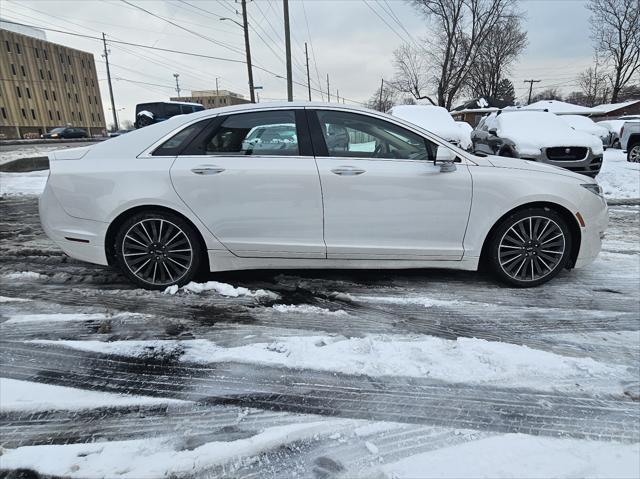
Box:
[1,0,594,127]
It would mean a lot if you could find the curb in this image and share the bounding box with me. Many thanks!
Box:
[0,138,105,146]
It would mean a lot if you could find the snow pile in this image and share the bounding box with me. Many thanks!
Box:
[0,170,49,195]
[382,434,640,479]
[0,295,31,302]
[272,304,349,316]
[164,280,278,300]
[0,378,185,412]
[34,334,631,393]
[597,149,640,200]
[0,420,350,478]
[1,271,48,280]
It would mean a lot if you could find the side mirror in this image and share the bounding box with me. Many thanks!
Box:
[434,147,457,173]
[488,127,498,136]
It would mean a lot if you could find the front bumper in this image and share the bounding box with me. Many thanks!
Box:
[39,181,109,266]
[521,148,603,177]
[574,195,608,269]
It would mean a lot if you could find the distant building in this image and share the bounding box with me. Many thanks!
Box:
[170,89,250,109]
[590,100,640,121]
[450,97,513,127]
[0,24,106,139]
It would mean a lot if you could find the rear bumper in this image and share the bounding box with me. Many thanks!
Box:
[39,182,109,266]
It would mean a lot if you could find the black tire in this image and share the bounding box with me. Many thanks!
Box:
[487,207,573,288]
[114,210,204,290]
[627,143,640,163]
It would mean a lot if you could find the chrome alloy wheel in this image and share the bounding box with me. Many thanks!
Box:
[121,219,193,286]
[498,216,566,282]
[629,145,640,163]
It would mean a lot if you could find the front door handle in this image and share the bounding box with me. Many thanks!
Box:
[191,165,225,175]
[331,166,366,176]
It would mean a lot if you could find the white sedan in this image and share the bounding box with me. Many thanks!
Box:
[39,102,608,289]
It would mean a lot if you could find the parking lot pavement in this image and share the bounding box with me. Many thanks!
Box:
[1,195,639,478]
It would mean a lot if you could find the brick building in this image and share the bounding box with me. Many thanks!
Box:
[0,23,106,139]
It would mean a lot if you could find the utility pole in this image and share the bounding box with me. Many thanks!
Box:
[524,79,541,104]
[283,0,293,101]
[215,77,219,98]
[173,73,181,98]
[326,74,330,102]
[304,42,311,101]
[336,90,340,103]
[378,78,384,111]
[102,33,118,131]
[240,0,255,103]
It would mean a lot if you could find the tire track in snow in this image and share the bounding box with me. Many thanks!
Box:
[1,342,638,442]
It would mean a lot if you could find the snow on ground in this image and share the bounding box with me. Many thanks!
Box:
[381,434,640,479]
[5,312,143,324]
[1,271,48,280]
[0,419,352,479]
[597,149,640,200]
[31,334,632,394]
[0,144,63,166]
[0,295,31,302]
[0,170,48,196]
[164,280,279,300]
[271,304,349,316]
[0,378,186,412]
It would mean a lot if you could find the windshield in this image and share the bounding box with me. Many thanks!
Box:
[50,128,65,133]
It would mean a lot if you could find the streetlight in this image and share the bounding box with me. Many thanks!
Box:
[220,5,255,103]
[108,107,125,130]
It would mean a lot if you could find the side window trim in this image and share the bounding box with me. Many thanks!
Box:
[180,116,225,156]
[306,110,329,157]
[151,118,216,157]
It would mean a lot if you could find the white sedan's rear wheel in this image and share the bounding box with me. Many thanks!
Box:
[115,211,203,289]
[628,144,640,163]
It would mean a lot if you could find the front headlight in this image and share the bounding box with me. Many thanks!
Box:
[581,183,603,196]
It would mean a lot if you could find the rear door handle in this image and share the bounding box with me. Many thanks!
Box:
[191,165,225,175]
[331,166,366,176]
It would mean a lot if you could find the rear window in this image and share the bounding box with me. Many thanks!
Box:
[152,120,210,156]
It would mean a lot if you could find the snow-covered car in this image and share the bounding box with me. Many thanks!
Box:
[135,101,204,129]
[620,121,640,162]
[39,102,608,290]
[598,119,640,148]
[472,111,604,177]
[389,105,472,150]
[560,115,610,147]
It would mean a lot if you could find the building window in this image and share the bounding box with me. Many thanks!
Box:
[81,59,85,69]
[44,90,49,100]
[91,79,94,87]
[97,112,101,121]
[5,41,10,52]
[39,69,44,80]
[48,110,53,120]
[16,86,21,98]
[35,48,39,58]
[67,55,71,64]
[67,92,71,100]
[20,65,26,76]
[75,93,78,103]
[84,78,88,87]
[48,71,52,80]
[57,111,61,120]
[59,53,64,64]
[63,73,67,82]
[88,96,92,104]
[31,109,36,120]
[78,111,82,121]
[71,74,75,84]
[44,49,48,60]
[1,107,6,119]
[10,64,16,75]
[21,108,26,118]
[91,112,95,121]
[94,95,98,104]
[26,87,31,99]
[15,43,21,54]
[52,91,57,101]
[72,111,75,120]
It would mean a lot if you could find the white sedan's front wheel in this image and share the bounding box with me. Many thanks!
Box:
[488,208,573,287]
[114,211,203,289]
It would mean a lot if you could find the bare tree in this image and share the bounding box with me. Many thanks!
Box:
[577,59,610,106]
[529,88,563,104]
[406,0,519,110]
[587,0,640,102]
[391,44,436,105]
[466,16,527,99]
[366,82,398,112]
